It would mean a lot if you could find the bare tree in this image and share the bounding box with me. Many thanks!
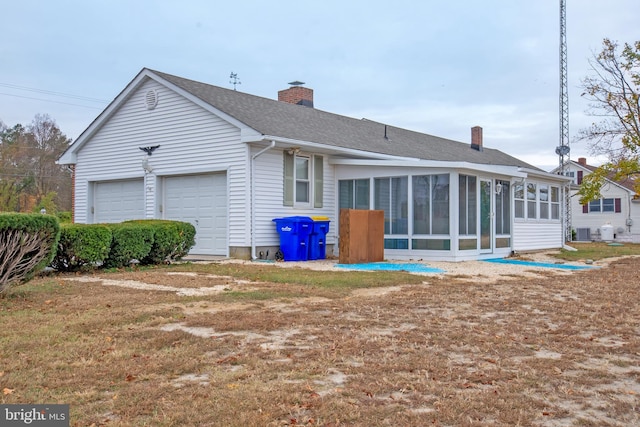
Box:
[27,114,73,210]
[0,115,72,212]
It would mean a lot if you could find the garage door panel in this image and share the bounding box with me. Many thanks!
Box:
[164,173,227,255]
[94,179,144,223]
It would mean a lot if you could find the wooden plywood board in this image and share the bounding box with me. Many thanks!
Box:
[339,209,385,264]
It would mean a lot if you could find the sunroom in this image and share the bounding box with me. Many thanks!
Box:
[334,161,566,262]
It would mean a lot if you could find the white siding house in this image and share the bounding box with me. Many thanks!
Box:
[58,68,569,261]
[552,158,639,243]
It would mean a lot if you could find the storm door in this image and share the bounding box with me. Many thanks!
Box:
[480,179,493,253]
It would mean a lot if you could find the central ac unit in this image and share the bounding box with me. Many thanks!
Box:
[576,228,591,241]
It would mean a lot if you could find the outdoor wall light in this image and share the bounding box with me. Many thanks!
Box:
[142,157,153,173]
[495,182,503,195]
[287,147,301,155]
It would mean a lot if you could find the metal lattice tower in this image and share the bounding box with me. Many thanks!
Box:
[556,0,572,242]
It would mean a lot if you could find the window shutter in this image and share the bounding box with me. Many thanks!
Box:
[577,170,583,185]
[615,198,622,213]
[582,204,588,214]
[283,151,294,206]
[314,155,323,208]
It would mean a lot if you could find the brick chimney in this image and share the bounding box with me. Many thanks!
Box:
[471,126,483,151]
[278,81,313,107]
[578,157,587,166]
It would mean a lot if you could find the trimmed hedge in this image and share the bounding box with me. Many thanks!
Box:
[50,223,112,272]
[0,213,60,294]
[124,220,196,265]
[103,222,155,269]
[46,220,196,271]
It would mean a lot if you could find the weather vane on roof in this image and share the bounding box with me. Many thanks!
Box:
[229,72,241,91]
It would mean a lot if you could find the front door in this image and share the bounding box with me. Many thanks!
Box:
[480,179,493,253]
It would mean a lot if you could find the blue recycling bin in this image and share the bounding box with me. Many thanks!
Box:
[272,216,313,261]
[308,216,331,260]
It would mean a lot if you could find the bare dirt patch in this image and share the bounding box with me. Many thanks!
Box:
[1,256,639,426]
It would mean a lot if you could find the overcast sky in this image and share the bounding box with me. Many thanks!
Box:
[1,0,638,170]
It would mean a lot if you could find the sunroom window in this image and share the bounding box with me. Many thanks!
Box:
[527,183,537,219]
[374,176,408,235]
[551,186,560,219]
[539,185,549,219]
[514,183,524,218]
[458,175,477,236]
[339,179,370,210]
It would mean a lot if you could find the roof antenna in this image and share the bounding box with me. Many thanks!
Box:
[384,125,390,141]
[229,72,241,90]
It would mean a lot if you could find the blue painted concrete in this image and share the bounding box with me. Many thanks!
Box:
[337,262,445,273]
[483,258,597,270]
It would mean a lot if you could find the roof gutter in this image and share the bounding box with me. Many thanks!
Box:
[331,158,528,178]
[517,167,572,182]
[257,135,418,161]
[250,140,276,260]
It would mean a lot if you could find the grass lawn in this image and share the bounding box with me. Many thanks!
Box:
[557,241,640,261]
[1,244,639,426]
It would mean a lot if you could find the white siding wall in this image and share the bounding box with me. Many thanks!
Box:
[632,202,640,243]
[513,222,563,251]
[74,79,250,247]
[252,148,336,249]
[511,177,565,251]
[144,173,155,216]
[570,182,634,241]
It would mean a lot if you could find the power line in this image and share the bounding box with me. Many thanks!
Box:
[0,92,104,109]
[0,82,108,103]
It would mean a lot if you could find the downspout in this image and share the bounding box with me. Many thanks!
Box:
[67,165,76,223]
[250,140,276,260]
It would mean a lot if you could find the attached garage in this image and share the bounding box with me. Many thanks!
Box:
[163,173,228,255]
[93,179,144,223]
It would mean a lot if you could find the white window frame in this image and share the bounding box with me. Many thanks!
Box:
[283,152,323,208]
[550,186,560,220]
[526,182,537,219]
[589,198,615,213]
[539,185,549,219]
[294,155,310,205]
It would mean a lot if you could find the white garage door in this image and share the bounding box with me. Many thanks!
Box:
[163,173,227,255]
[94,179,144,223]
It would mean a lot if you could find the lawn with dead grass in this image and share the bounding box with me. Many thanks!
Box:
[1,256,639,426]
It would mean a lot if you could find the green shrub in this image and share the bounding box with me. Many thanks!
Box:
[103,223,155,269]
[0,213,60,294]
[50,223,112,272]
[124,220,196,264]
[57,211,72,224]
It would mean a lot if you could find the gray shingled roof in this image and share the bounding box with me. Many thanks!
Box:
[151,69,540,170]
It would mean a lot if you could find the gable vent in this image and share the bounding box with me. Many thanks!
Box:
[145,89,158,110]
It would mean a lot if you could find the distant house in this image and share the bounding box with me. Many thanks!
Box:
[552,157,639,243]
[58,68,569,261]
